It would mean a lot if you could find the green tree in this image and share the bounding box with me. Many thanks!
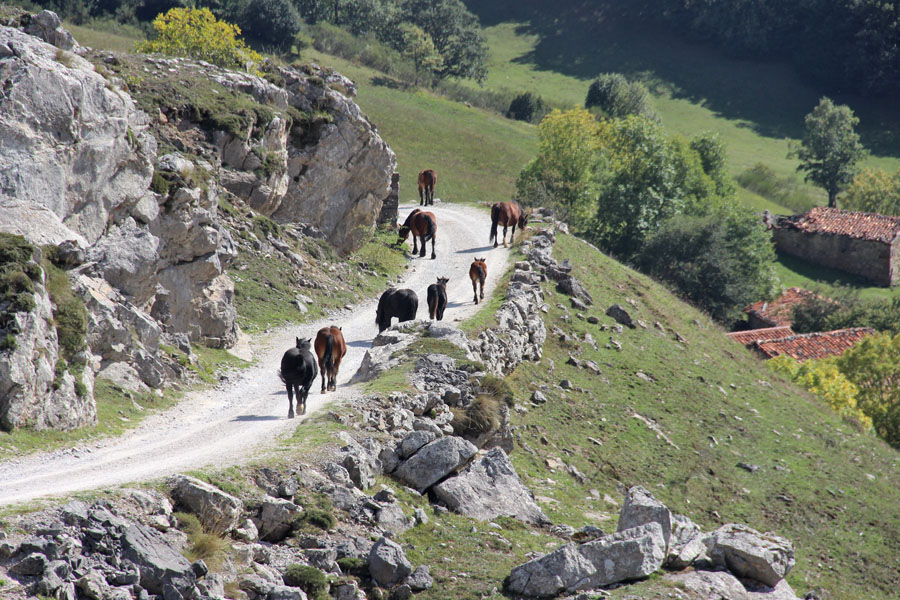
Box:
[585,73,657,121]
[400,0,488,82]
[838,332,900,447]
[398,23,442,85]
[689,131,735,197]
[516,108,604,228]
[136,7,261,71]
[214,0,301,48]
[637,205,778,322]
[842,167,900,215]
[506,91,547,123]
[791,97,868,208]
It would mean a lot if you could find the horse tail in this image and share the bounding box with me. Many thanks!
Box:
[489,204,499,244]
[277,369,285,384]
[423,214,436,243]
[323,334,335,374]
[477,263,486,285]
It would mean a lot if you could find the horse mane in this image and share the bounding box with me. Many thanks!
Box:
[402,208,421,228]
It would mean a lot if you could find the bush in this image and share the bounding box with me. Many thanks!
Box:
[585,73,657,120]
[451,395,501,436]
[136,7,262,71]
[478,374,514,406]
[283,564,328,596]
[301,508,335,530]
[506,91,547,123]
[637,206,778,323]
[337,557,367,576]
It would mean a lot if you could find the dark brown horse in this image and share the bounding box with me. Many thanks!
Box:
[398,208,437,259]
[278,337,316,418]
[314,326,346,393]
[418,169,437,206]
[469,258,486,304]
[489,201,529,248]
[427,276,449,320]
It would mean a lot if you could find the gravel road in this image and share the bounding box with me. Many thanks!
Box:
[0,202,511,507]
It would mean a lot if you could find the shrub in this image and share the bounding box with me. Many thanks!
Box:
[506,91,547,123]
[173,511,203,535]
[282,564,328,597]
[478,374,514,406]
[452,395,501,436]
[337,557,367,576]
[135,7,262,72]
[585,73,657,120]
[185,531,229,570]
[735,163,814,212]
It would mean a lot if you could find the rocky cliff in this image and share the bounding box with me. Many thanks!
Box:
[0,10,396,431]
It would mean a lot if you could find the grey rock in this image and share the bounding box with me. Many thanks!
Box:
[379,445,401,474]
[368,537,412,587]
[617,486,672,550]
[391,583,413,600]
[531,390,548,404]
[398,430,437,459]
[256,498,301,542]
[120,522,196,596]
[433,448,550,525]
[169,475,243,534]
[667,513,705,569]
[665,568,802,600]
[10,552,47,575]
[233,518,259,542]
[394,436,478,492]
[375,503,412,535]
[77,572,108,600]
[406,565,433,591]
[269,585,307,600]
[342,448,382,490]
[333,580,366,600]
[705,524,795,587]
[606,304,635,328]
[507,522,666,597]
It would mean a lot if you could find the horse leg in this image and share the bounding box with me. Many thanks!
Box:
[286,384,295,419]
[411,234,418,255]
[510,223,517,245]
[503,224,509,247]
[320,361,327,393]
[418,186,424,206]
[479,279,484,301]
[419,234,427,258]
[430,235,436,260]
[472,279,478,304]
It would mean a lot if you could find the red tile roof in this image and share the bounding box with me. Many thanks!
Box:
[744,288,823,327]
[726,326,795,346]
[777,207,900,243]
[752,328,875,361]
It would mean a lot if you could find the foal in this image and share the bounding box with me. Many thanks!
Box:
[427,277,449,320]
[469,258,487,304]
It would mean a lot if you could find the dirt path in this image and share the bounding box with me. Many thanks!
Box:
[0,202,511,507]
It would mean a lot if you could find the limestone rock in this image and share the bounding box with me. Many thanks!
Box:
[406,565,433,591]
[665,568,802,600]
[368,537,412,588]
[606,304,635,329]
[705,524,795,587]
[393,436,478,493]
[617,486,672,549]
[120,522,197,596]
[256,498,302,542]
[506,522,666,597]
[169,475,243,535]
[433,448,550,525]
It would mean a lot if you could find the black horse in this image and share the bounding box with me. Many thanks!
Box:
[376,288,418,332]
[278,337,317,418]
[427,277,449,321]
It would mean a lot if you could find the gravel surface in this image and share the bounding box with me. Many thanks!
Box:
[0,202,511,507]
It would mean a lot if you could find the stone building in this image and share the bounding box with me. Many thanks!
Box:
[750,327,874,362]
[743,287,821,329]
[773,207,900,286]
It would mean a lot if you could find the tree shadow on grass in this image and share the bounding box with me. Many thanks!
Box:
[464,1,900,156]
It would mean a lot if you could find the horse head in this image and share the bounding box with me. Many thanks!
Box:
[437,276,449,287]
[396,225,411,245]
[519,209,530,229]
[296,337,311,350]
[475,257,486,264]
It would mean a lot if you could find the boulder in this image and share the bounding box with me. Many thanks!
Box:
[667,513,705,569]
[256,498,301,542]
[506,522,666,597]
[398,431,436,459]
[406,565,434,591]
[606,304,635,328]
[433,448,550,525]
[393,436,478,492]
[617,486,672,549]
[120,522,196,596]
[665,568,802,600]
[375,503,413,535]
[705,524,795,587]
[342,448,382,490]
[368,537,412,587]
[168,475,243,534]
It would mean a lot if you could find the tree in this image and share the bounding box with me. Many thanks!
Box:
[398,24,442,85]
[585,73,657,121]
[216,0,301,48]
[841,167,900,215]
[399,0,488,82]
[136,7,261,71]
[791,97,867,208]
[506,91,546,123]
[637,205,778,322]
[838,332,900,447]
[515,108,605,229]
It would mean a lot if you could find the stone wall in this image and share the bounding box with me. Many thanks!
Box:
[773,228,896,286]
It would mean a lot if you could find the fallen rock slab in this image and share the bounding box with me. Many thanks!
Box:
[506,522,666,597]
[368,537,412,588]
[617,486,672,550]
[665,568,802,600]
[433,448,550,525]
[705,524,795,587]
[393,436,477,492]
[168,475,243,534]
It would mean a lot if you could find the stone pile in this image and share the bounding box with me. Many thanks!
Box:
[507,486,798,599]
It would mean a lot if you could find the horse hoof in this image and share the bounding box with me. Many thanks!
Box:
[288,412,295,419]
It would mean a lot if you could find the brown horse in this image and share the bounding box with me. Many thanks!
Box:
[489,201,529,248]
[418,169,437,206]
[469,258,487,304]
[314,326,347,393]
[398,208,437,259]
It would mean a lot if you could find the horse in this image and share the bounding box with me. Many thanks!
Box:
[376,288,418,332]
[314,326,347,393]
[278,337,317,418]
[489,201,529,248]
[427,277,449,320]
[418,169,437,206]
[469,258,487,304]
[397,208,437,259]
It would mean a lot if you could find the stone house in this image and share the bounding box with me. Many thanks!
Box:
[726,326,795,347]
[743,287,822,329]
[772,207,900,286]
[750,327,875,362]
